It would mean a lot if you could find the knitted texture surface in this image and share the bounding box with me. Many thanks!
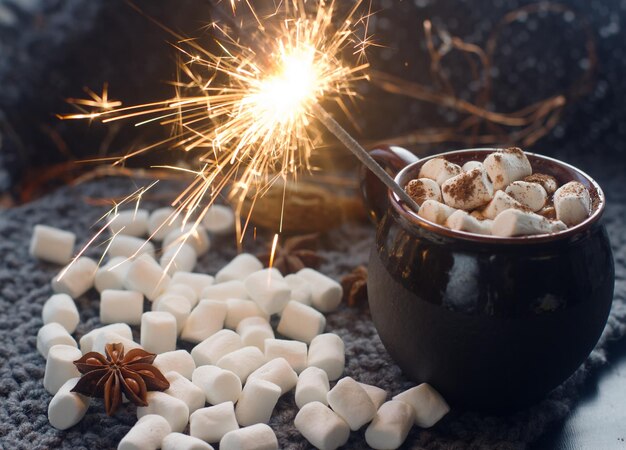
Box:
[0,164,624,449]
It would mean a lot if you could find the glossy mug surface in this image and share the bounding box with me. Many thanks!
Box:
[361,147,614,412]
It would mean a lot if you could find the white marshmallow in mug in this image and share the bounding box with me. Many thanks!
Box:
[393,383,450,428]
[201,280,249,301]
[365,400,415,450]
[462,160,483,172]
[247,357,299,395]
[154,295,191,335]
[217,346,266,383]
[162,433,214,450]
[216,253,264,283]
[190,402,240,443]
[358,382,388,410]
[119,415,171,450]
[42,293,79,333]
[492,208,567,237]
[94,256,131,293]
[181,300,228,344]
[294,401,350,450]
[524,173,559,194]
[277,301,326,344]
[445,210,492,236]
[264,339,307,373]
[43,344,82,395]
[141,311,177,354]
[52,257,98,298]
[107,209,149,237]
[108,234,156,260]
[480,190,525,220]
[244,269,291,315]
[220,424,278,450]
[202,204,236,236]
[191,329,243,366]
[483,147,532,190]
[236,317,274,351]
[37,322,77,358]
[165,283,199,308]
[284,274,312,306]
[418,157,463,185]
[235,378,281,426]
[172,271,214,298]
[137,391,189,433]
[163,224,211,257]
[307,333,345,381]
[327,376,377,431]
[192,365,242,405]
[124,254,171,301]
[100,289,143,325]
[154,350,196,380]
[160,243,197,276]
[417,200,457,225]
[296,268,342,313]
[441,167,494,210]
[404,178,442,205]
[295,366,330,409]
[505,181,548,212]
[554,181,592,226]
[148,207,184,241]
[164,371,206,414]
[30,225,75,265]
[48,377,90,430]
[225,298,269,330]
[79,323,132,353]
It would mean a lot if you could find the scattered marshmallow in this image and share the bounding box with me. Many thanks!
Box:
[417,200,457,225]
[201,280,249,301]
[181,300,228,344]
[524,173,558,194]
[30,225,75,265]
[191,329,243,366]
[264,339,307,373]
[190,402,239,443]
[118,414,172,450]
[365,400,415,450]
[418,158,463,185]
[124,254,171,301]
[505,180,548,212]
[480,190,525,220]
[154,350,196,380]
[202,204,236,236]
[216,253,264,283]
[43,344,82,395]
[404,178,442,205]
[37,323,77,358]
[462,161,483,172]
[154,295,191,335]
[79,323,132,353]
[42,293,79,333]
[296,269,342,313]
[284,274,312,306]
[172,272,214,299]
[247,358,298,395]
[492,208,566,237]
[47,377,90,430]
[277,301,326,344]
[137,391,189,433]
[220,424,278,450]
[99,289,143,325]
[441,167,494,210]
[160,243,197,276]
[141,311,177,354]
[294,401,350,450]
[108,234,156,260]
[51,257,98,298]
[307,333,345,381]
[295,366,330,409]
[162,433,214,450]
[358,382,388,410]
[192,365,242,405]
[244,269,291,315]
[164,371,206,414]
[225,298,269,329]
[163,224,210,257]
[445,210,492,235]
[392,383,450,428]
[148,207,184,241]
[94,256,131,292]
[217,346,266,383]
[92,330,142,355]
[554,181,592,226]
[483,147,532,190]
[108,209,149,238]
[327,376,376,430]
[165,283,199,308]
[235,378,281,426]
[236,317,274,351]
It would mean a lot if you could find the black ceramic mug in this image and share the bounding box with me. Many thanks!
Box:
[361,146,614,412]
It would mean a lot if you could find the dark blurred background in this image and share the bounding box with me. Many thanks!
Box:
[0,0,624,205]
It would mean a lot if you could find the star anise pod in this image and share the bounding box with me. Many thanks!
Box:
[71,343,170,416]
[257,233,325,275]
[341,266,368,307]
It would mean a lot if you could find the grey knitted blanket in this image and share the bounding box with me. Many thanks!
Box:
[0,164,624,449]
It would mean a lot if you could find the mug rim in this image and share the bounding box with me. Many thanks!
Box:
[391,148,606,244]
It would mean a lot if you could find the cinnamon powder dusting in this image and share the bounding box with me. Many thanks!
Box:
[442,170,480,203]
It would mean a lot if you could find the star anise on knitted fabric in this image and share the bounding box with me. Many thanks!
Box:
[71,343,169,416]
[341,265,368,307]
[257,233,324,275]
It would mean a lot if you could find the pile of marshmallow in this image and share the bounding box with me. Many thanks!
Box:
[30,203,450,450]
[404,147,593,237]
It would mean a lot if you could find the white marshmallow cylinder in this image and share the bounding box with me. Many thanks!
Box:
[47,377,89,430]
[235,379,281,426]
[37,322,77,358]
[483,147,532,190]
[30,225,75,265]
[52,257,98,298]
[492,208,566,237]
[307,333,345,381]
[220,424,278,450]
[154,295,191,335]
[165,283,198,308]
[160,243,197,276]
[108,209,149,237]
[277,301,326,343]
[154,350,196,380]
[99,289,143,325]
[137,391,189,433]
[215,253,264,283]
[294,401,350,450]
[244,269,291,315]
[264,339,307,373]
[365,400,415,450]
[217,346,266,383]
[480,190,524,220]
[192,365,242,405]
[236,317,274,351]
[284,274,312,306]
[392,383,450,428]
[172,271,214,298]
[164,371,206,413]
[141,312,177,354]
[108,234,155,260]
[148,207,183,241]
[462,161,483,172]
[417,200,457,225]
[118,414,172,450]
[124,254,171,301]
[525,173,558,194]
[94,256,131,292]
[163,224,210,256]
[42,293,79,333]
[181,300,227,344]
[247,357,299,395]
[79,323,132,353]
[295,366,330,408]
[296,269,342,313]
[191,329,243,366]
[92,331,142,355]
[162,433,214,450]
[505,181,548,212]
[327,376,376,430]
[43,344,82,394]
[404,178,442,205]
[554,181,592,226]
[202,204,236,236]
[441,167,494,210]
[358,382,388,410]
[418,158,463,185]
[445,210,492,236]
[190,402,239,443]
[225,298,269,330]
[201,280,249,301]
